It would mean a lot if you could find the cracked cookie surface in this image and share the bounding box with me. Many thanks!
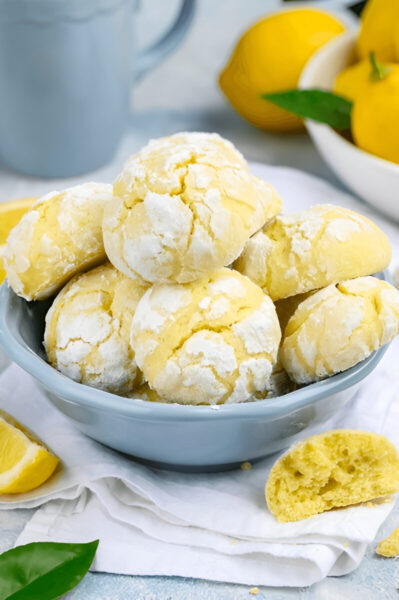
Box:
[4,182,113,300]
[280,276,399,384]
[131,268,281,405]
[234,204,391,301]
[103,132,281,284]
[127,363,293,404]
[44,263,148,394]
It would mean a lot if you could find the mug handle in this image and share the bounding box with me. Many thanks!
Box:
[133,0,196,83]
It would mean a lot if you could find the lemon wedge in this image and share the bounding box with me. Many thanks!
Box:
[0,410,59,494]
[0,197,37,285]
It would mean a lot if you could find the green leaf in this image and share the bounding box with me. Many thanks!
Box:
[262,89,353,130]
[0,540,99,600]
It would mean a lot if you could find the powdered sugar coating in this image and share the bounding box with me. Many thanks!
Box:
[131,268,281,405]
[44,263,148,394]
[4,182,113,300]
[281,276,399,384]
[233,299,280,355]
[103,132,281,284]
[235,204,392,301]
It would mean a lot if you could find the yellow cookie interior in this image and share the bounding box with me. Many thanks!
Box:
[377,528,399,557]
[266,429,399,522]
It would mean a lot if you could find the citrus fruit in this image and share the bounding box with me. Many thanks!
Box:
[0,409,59,494]
[0,197,36,284]
[334,59,374,101]
[352,56,399,164]
[334,56,397,102]
[356,0,399,62]
[219,8,345,132]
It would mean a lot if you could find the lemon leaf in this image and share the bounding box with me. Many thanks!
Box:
[262,89,352,130]
[0,540,99,600]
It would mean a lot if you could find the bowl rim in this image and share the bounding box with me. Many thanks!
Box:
[299,29,399,176]
[0,278,390,421]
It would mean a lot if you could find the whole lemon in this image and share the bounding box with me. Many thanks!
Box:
[352,63,399,164]
[219,9,345,132]
[356,0,399,62]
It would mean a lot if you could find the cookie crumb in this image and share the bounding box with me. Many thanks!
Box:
[241,461,252,471]
[376,528,399,557]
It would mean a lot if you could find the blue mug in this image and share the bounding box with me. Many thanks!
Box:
[0,0,196,177]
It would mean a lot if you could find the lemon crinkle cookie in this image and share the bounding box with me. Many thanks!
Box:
[44,263,148,394]
[131,268,281,405]
[103,132,281,284]
[266,429,399,522]
[280,276,399,384]
[234,204,391,301]
[4,182,113,301]
[130,364,292,404]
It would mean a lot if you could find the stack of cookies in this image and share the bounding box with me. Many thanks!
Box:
[4,133,399,405]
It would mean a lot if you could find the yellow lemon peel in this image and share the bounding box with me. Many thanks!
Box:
[0,410,59,494]
[219,8,344,132]
[356,0,399,62]
[352,57,399,165]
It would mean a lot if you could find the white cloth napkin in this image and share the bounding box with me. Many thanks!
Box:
[1,165,399,588]
[1,345,398,588]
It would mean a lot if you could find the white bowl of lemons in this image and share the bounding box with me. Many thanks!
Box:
[299,29,399,222]
[219,0,399,222]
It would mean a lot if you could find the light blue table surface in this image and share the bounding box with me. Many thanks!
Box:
[1,1,399,598]
[1,507,399,599]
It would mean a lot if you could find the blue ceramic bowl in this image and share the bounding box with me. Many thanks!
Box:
[0,276,390,472]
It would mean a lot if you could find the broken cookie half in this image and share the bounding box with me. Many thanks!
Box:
[266,429,399,523]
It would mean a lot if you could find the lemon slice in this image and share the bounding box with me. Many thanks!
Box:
[0,197,37,285]
[0,410,59,494]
